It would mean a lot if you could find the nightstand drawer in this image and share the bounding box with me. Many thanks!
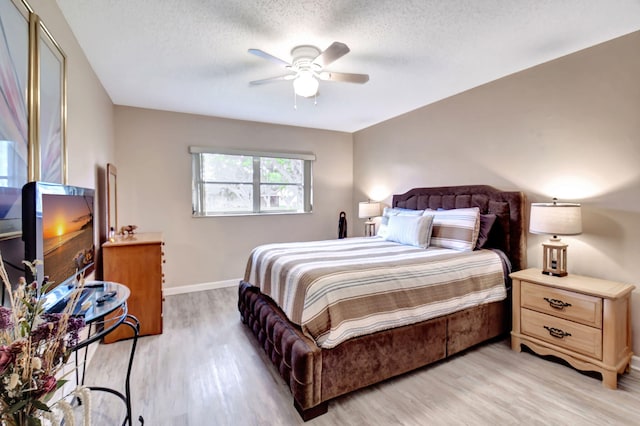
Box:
[521,309,602,359]
[521,281,602,328]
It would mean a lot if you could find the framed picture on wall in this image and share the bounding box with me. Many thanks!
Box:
[0,0,31,239]
[36,18,67,184]
[0,0,68,239]
[0,0,29,188]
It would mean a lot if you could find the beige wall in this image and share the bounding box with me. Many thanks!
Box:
[114,107,353,287]
[354,31,640,353]
[27,1,114,272]
[30,0,114,188]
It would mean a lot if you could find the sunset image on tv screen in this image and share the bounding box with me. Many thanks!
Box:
[42,193,94,287]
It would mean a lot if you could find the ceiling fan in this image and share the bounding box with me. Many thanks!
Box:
[248,41,369,99]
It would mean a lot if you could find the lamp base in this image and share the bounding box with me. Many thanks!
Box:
[541,240,569,277]
[542,270,568,277]
[364,221,376,237]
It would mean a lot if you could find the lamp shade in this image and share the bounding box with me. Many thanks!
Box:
[358,201,380,219]
[529,201,582,236]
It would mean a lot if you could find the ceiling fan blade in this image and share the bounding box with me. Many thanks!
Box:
[319,71,369,84]
[249,74,295,85]
[248,49,291,67]
[313,41,350,67]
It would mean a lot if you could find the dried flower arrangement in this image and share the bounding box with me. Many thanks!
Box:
[0,254,90,426]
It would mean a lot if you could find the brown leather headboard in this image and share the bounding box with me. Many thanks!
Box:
[392,185,527,271]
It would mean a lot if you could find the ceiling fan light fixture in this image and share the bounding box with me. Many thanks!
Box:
[293,70,319,98]
[249,41,369,101]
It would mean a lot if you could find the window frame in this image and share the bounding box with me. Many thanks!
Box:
[190,146,315,216]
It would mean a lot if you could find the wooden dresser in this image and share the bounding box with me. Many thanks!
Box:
[102,232,164,343]
[510,268,634,388]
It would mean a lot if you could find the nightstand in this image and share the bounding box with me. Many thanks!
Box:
[510,268,634,389]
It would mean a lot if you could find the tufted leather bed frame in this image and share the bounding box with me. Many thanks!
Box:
[238,185,526,420]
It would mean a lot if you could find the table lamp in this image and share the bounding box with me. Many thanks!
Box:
[529,198,582,277]
[359,201,381,236]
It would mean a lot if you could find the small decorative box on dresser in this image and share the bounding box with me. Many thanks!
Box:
[510,268,634,389]
[102,232,165,343]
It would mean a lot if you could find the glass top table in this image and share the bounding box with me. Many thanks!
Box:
[67,281,142,426]
[77,280,130,324]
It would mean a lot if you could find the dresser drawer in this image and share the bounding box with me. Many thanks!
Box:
[521,281,602,328]
[521,308,602,359]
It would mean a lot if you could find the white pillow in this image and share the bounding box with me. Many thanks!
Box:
[384,215,434,248]
[377,207,424,238]
[424,207,480,251]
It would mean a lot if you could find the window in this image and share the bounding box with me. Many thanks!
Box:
[190,147,314,216]
[0,140,27,187]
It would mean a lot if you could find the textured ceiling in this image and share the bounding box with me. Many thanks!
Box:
[55,0,640,133]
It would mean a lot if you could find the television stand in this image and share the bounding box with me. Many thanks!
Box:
[71,281,143,426]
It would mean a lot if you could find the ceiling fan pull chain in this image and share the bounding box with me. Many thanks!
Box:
[293,90,297,110]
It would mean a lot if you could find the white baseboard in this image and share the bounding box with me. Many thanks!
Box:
[163,279,239,296]
[631,355,640,371]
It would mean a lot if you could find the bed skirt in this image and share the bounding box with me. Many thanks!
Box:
[238,280,509,420]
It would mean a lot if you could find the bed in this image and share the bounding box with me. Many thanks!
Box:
[238,185,526,420]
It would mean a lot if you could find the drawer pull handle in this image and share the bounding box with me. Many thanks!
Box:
[544,326,572,339]
[544,297,572,310]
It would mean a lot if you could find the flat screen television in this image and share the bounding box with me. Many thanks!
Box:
[22,182,95,301]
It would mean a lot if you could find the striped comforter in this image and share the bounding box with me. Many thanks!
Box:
[244,237,507,349]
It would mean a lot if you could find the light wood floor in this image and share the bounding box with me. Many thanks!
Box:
[84,286,640,425]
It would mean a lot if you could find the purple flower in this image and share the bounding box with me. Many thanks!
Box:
[0,306,12,329]
[30,314,85,350]
[66,316,85,347]
[36,375,58,397]
[0,345,14,374]
[8,339,27,355]
[30,318,59,344]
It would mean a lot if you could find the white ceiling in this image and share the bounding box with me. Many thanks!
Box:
[55,0,640,133]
